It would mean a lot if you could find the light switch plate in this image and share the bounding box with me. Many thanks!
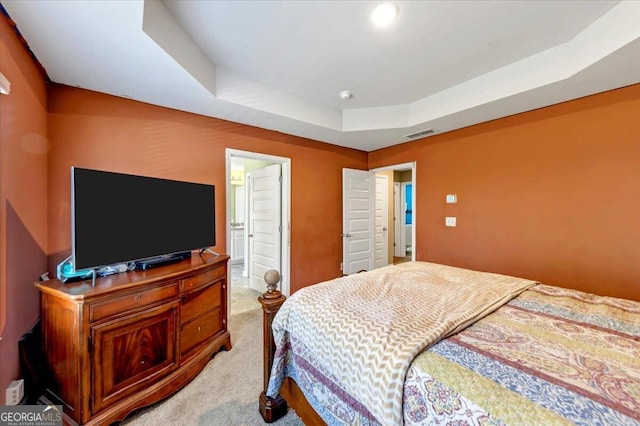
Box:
[446,194,457,203]
[445,217,457,227]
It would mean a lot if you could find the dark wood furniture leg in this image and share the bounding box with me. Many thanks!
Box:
[258,285,288,422]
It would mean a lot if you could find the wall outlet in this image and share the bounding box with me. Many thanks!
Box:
[445,217,457,227]
[6,379,24,405]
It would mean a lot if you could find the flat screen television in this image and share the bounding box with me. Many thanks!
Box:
[72,167,215,270]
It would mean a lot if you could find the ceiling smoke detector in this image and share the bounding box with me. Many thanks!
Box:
[339,90,353,101]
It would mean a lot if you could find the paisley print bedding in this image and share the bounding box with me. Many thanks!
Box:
[404,284,640,425]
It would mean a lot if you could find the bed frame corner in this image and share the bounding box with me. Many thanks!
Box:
[258,280,288,423]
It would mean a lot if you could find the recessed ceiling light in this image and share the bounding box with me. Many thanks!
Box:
[339,90,353,101]
[371,2,399,28]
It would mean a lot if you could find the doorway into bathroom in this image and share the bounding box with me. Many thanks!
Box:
[225,149,291,316]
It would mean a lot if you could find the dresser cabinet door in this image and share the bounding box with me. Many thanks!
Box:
[91,300,180,414]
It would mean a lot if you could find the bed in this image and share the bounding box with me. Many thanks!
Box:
[258,262,640,426]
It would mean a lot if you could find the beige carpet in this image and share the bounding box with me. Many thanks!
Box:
[123,308,303,426]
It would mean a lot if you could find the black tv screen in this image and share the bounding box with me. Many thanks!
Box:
[72,167,215,270]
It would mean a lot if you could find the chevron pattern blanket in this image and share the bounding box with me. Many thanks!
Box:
[267,262,537,425]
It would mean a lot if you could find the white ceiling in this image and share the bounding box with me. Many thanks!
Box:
[3,0,640,152]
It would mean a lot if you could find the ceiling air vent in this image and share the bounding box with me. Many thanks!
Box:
[405,128,435,139]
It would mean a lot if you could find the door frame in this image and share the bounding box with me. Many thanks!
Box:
[225,149,291,297]
[371,162,416,262]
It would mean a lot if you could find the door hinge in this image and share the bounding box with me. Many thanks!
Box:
[88,335,93,353]
[279,225,282,233]
[279,175,283,183]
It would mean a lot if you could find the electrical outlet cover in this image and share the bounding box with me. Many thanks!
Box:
[6,379,24,405]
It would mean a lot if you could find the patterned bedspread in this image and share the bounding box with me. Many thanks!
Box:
[404,284,640,425]
[267,264,640,426]
[266,262,537,425]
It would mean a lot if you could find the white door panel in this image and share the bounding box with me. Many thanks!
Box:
[249,164,281,292]
[375,175,389,269]
[394,182,405,257]
[343,169,375,274]
[349,258,371,273]
[349,238,371,253]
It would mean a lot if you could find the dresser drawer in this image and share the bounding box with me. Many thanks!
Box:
[182,265,225,293]
[181,308,222,356]
[181,281,222,324]
[90,283,180,322]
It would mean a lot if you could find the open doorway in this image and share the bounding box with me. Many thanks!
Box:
[225,149,291,317]
[342,163,415,274]
[393,181,413,264]
[375,163,415,265]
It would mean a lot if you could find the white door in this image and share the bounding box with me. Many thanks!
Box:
[375,175,389,269]
[242,176,250,277]
[342,169,375,274]
[248,164,282,292]
[394,182,405,257]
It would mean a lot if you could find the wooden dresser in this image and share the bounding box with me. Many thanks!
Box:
[35,253,231,425]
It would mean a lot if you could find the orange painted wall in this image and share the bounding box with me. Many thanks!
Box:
[4,6,640,404]
[370,84,640,301]
[0,15,48,403]
[47,84,368,292]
